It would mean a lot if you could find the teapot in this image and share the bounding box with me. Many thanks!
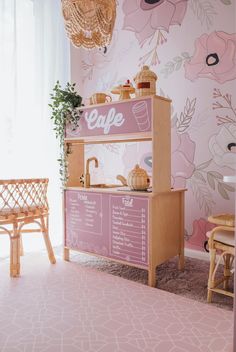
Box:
[116,165,150,191]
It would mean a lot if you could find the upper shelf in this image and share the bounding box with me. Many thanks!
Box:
[65,95,171,143]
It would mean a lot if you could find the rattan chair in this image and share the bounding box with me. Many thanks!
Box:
[0,179,56,277]
[206,214,235,303]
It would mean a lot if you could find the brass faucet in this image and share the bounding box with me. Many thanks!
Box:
[84,157,98,188]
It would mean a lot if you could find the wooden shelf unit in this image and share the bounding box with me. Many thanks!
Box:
[63,95,185,287]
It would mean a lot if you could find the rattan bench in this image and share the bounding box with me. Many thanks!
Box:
[0,178,56,277]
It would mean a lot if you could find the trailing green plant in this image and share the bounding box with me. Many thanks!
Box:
[49,81,83,187]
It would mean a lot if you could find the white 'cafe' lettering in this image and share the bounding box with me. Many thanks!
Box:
[85,108,125,134]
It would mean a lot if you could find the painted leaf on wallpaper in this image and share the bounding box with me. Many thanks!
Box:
[196,159,212,171]
[208,171,223,179]
[213,88,236,125]
[103,144,121,154]
[220,0,231,4]
[223,183,235,192]
[184,31,236,83]
[191,163,234,202]
[161,52,191,78]
[138,29,170,66]
[218,182,230,200]
[193,171,206,183]
[138,40,157,66]
[177,98,196,133]
[190,167,227,214]
[207,172,216,190]
[190,177,215,215]
[173,56,183,70]
[190,0,217,29]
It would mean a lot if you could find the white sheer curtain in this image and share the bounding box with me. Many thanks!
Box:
[0,0,70,256]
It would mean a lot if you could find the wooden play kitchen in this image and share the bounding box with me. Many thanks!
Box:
[63,94,185,287]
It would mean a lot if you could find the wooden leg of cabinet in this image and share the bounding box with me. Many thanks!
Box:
[148,267,156,287]
[178,252,184,270]
[64,247,70,261]
[178,190,185,271]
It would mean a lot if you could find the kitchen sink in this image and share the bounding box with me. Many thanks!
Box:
[90,184,123,189]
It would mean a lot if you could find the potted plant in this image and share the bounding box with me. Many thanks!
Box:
[49,81,83,187]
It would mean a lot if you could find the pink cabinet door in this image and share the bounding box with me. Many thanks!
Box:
[108,194,149,266]
[65,190,149,267]
[65,190,109,256]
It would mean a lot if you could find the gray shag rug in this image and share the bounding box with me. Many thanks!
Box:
[70,251,234,311]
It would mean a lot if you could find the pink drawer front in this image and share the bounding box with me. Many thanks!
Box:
[64,190,149,267]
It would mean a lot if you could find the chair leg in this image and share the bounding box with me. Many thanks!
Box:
[64,247,70,261]
[207,247,216,303]
[40,215,56,264]
[224,253,231,290]
[20,235,24,256]
[10,223,20,277]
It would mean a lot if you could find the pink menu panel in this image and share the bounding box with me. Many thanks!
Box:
[65,190,149,267]
[65,191,108,256]
[65,98,152,138]
[109,195,148,266]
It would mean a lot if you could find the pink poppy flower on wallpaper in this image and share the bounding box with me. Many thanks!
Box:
[171,129,195,188]
[209,123,236,170]
[122,0,188,45]
[184,31,236,84]
[187,218,215,250]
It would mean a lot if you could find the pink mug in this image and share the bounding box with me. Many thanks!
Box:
[89,93,112,105]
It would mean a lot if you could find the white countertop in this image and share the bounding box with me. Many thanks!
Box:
[223,176,236,183]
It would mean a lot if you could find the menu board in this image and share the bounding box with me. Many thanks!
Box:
[109,195,148,265]
[65,191,107,256]
[65,190,149,267]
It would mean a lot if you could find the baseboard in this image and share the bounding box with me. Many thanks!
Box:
[185,248,210,262]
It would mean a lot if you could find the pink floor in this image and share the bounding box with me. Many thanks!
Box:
[0,253,233,352]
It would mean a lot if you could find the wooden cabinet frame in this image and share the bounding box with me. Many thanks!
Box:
[63,95,185,287]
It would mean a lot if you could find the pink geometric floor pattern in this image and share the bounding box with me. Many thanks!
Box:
[0,253,233,352]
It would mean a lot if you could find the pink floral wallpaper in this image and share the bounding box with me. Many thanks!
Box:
[70,0,236,252]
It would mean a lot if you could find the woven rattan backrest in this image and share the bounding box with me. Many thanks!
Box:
[0,179,49,216]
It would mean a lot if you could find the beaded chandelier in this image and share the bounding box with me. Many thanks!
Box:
[61,0,116,49]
